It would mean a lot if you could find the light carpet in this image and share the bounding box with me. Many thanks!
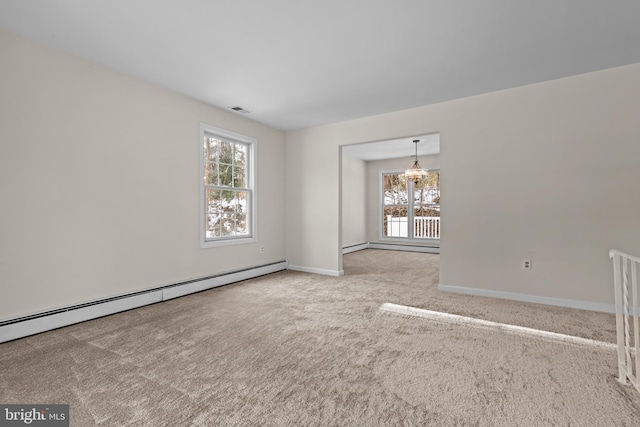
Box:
[1,249,639,426]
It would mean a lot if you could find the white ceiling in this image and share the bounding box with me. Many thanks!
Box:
[342,134,440,161]
[1,1,639,131]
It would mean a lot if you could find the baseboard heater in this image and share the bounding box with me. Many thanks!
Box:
[342,243,369,254]
[367,242,440,254]
[0,260,288,344]
[342,242,440,254]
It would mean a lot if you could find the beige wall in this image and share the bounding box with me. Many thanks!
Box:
[286,63,640,305]
[340,154,367,248]
[365,155,440,244]
[0,30,286,320]
[2,28,639,318]
[285,129,344,273]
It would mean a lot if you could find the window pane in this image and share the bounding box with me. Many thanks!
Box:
[221,212,234,237]
[219,140,233,164]
[414,189,433,206]
[204,137,219,161]
[233,144,247,188]
[234,144,246,167]
[205,189,221,239]
[220,190,235,237]
[384,189,395,205]
[423,171,440,204]
[384,188,402,205]
[383,206,408,237]
[414,171,440,203]
[234,167,246,188]
[414,206,440,217]
[221,190,235,204]
[382,173,409,237]
[384,173,408,205]
[394,173,407,191]
[414,207,440,239]
[236,191,248,234]
[220,163,233,186]
[414,184,426,204]
[236,211,247,234]
[204,161,218,185]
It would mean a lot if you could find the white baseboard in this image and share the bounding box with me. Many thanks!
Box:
[162,261,288,300]
[342,243,369,254]
[287,265,344,276]
[0,292,164,345]
[0,261,288,343]
[368,242,440,254]
[341,242,440,255]
[438,284,615,314]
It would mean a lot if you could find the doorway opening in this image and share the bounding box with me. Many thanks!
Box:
[339,133,441,275]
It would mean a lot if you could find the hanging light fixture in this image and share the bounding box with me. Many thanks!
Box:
[405,139,427,184]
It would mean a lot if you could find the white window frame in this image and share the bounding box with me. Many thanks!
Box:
[200,123,257,248]
[379,169,440,243]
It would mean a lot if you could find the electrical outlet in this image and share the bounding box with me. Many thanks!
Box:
[522,259,532,270]
[260,246,264,253]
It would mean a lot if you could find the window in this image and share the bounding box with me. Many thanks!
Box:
[381,170,440,240]
[200,123,256,248]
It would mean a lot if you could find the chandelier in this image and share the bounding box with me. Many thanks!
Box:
[405,139,427,184]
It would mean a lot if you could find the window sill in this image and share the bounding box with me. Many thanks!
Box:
[201,236,257,249]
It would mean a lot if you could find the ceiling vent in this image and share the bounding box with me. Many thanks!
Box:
[228,105,251,114]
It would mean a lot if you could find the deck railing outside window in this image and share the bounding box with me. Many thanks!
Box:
[386,216,440,239]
